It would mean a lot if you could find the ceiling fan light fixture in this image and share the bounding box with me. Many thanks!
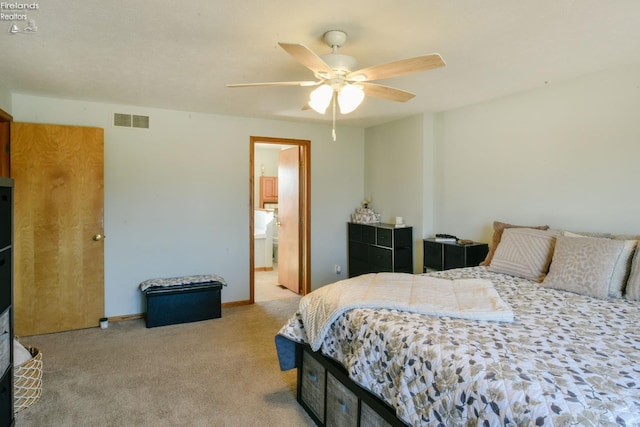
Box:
[338,84,364,114]
[309,84,333,114]
[349,73,368,82]
[227,29,446,137]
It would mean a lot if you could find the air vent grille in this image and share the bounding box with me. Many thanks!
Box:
[132,115,149,129]
[113,113,132,127]
[113,113,149,129]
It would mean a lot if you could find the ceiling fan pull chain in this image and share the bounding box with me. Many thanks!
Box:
[332,93,337,141]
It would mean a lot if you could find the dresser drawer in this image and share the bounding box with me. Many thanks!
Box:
[376,228,393,248]
[0,250,10,314]
[300,350,326,423]
[0,333,7,376]
[326,373,357,427]
[348,257,369,278]
[0,309,8,337]
[0,372,11,427]
[361,225,376,244]
[0,186,11,250]
[348,241,368,262]
[369,246,392,270]
[0,309,9,375]
[443,244,467,270]
[348,223,362,242]
[423,240,444,271]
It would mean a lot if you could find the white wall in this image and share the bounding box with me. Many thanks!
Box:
[11,94,365,317]
[434,63,640,243]
[364,115,430,272]
[0,82,11,114]
[365,63,640,271]
[13,62,638,314]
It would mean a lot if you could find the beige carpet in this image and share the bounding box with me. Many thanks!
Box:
[15,297,315,427]
[255,264,299,302]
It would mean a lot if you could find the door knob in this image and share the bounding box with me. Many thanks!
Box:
[93,234,105,241]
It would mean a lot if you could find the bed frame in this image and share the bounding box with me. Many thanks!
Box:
[296,343,407,427]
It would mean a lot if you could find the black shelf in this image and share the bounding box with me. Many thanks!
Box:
[348,223,413,278]
[423,238,488,272]
[0,177,14,427]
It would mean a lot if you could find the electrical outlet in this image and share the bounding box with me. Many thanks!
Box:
[334,264,341,275]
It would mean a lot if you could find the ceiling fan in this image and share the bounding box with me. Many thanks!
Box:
[227,30,445,139]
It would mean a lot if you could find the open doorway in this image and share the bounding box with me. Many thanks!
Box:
[250,136,310,303]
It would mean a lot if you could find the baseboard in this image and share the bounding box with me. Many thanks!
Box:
[108,313,144,322]
[108,299,253,322]
[254,267,274,272]
[222,300,251,308]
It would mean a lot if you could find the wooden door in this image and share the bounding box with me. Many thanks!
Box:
[277,147,300,293]
[11,122,105,336]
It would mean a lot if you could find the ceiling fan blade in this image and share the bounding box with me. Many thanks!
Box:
[226,81,319,88]
[360,82,416,102]
[347,53,445,82]
[278,42,333,75]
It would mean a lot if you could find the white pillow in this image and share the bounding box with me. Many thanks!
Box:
[489,228,560,282]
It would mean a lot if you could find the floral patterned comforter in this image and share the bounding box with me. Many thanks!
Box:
[276,267,640,426]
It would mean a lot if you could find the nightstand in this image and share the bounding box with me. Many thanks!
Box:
[423,238,488,272]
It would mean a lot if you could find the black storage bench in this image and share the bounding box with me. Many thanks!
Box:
[140,275,226,328]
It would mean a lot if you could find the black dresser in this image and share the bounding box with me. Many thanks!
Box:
[0,177,14,426]
[423,238,488,272]
[348,222,413,278]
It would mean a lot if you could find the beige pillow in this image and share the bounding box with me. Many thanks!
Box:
[563,230,611,239]
[489,227,560,282]
[626,248,640,300]
[562,231,637,297]
[480,221,549,266]
[611,233,640,240]
[542,236,626,299]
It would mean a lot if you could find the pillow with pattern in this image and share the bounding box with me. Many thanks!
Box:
[542,236,626,299]
[480,221,549,266]
[489,227,560,282]
[562,231,637,297]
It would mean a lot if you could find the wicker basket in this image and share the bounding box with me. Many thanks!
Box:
[14,346,43,413]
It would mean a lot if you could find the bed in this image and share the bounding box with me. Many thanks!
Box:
[275,225,640,426]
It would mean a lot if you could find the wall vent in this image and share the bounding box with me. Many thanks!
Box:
[113,113,149,129]
[113,113,132,127]
[132,115,149,129]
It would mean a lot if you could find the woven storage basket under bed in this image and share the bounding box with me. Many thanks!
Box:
[14,346,43,413]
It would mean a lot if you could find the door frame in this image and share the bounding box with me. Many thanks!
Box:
[250,136,310,303]
[0,108,12,177]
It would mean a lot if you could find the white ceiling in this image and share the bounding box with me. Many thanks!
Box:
[2,0,640,128]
